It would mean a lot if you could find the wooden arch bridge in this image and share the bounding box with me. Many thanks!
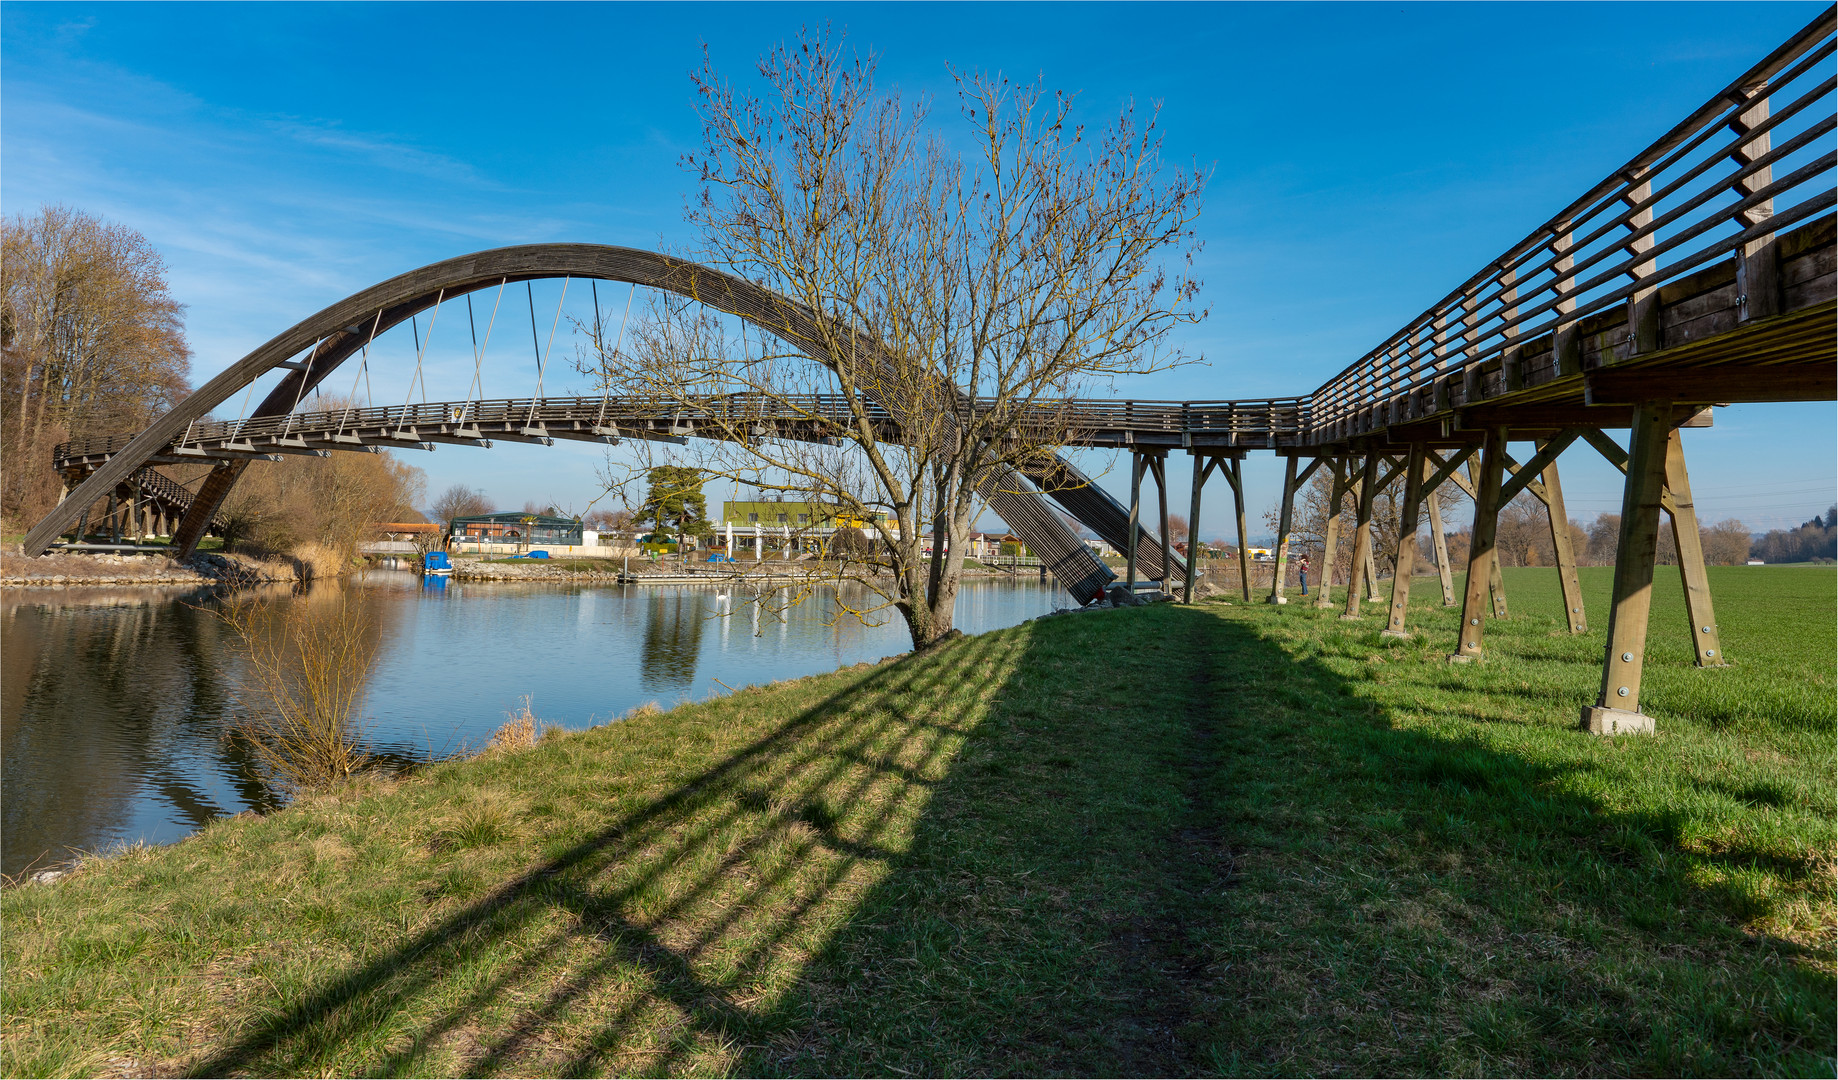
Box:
[24,12,1837,734]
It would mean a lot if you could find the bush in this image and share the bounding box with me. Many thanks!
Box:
[217,591,380,793]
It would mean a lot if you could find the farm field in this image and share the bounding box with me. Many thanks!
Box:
[2,566,1831,1077]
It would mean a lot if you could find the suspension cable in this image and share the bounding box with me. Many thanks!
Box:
[338,308,385,437]
[526,276,569,425]
[464,278,506,415]
[401,289,444,422]
[281,332,329,438]
[595,282,637,428]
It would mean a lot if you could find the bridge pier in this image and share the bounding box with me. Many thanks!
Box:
[1182,451,1215,604]
[1582,402,1673,733]
[1313,457,1346,609]
[1663,429,1726,669]
[1268,456,1299,604]
[1382,444,1429,638]
[1540,449,1588,634]
[1448,428,1506,662]
[1341,453,1379,620]
[1427,485,1455,606]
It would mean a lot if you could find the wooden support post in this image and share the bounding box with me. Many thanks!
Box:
[1427,485,1455,606]
[1581,402,1672,734]
[1342,453,1379,619]
[1464,455,1510,617]
[1383,444,1428,638]
[1664,429,1726,667]
[1183,451,1213,605]
[1314,458,1345,609]
[1152,454,1171,594]
[1449,428,1506,662]
[1268,455,1299,604]
[1125,451,1144,595]
[1232,458,1251,602]
[1220,457,1251,602]
[1365,535,1385,603]
[1541,450,1587,634]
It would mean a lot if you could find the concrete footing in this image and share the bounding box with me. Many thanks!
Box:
[1446,653,1476,664]
[1267,596,1288,605]
[1379,629,1412,640]
[1337,613,1362,621]
[1580,706,1655,735]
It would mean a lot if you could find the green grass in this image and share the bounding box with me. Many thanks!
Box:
[2,567,1831,1076]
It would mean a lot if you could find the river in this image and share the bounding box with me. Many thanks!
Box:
[0,571,1069,878]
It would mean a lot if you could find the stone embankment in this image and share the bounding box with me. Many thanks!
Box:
[0,552,310,588]
[453,560,625,582]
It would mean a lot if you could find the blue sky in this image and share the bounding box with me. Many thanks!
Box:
[5,2,1833,537]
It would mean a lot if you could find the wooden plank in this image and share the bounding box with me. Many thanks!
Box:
[1584,365,1835,404]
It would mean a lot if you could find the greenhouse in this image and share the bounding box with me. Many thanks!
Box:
[447,511,583,546]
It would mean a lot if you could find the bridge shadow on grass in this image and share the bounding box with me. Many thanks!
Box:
[189,604,1832,1077]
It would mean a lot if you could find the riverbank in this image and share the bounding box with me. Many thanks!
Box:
[0,550,315,588]
[4,566,1831,1076]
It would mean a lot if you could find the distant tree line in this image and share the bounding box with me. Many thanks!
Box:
[1748,506,1837,564]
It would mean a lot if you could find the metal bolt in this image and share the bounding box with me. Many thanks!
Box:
[1617,687,1629,697]
[1700,626,1710,633]
[1705,649,1716,657]
[1466,642,1475,649]
[1572,607,1581,613]
[1621,652,1633,662]
[1470,618,1479,626]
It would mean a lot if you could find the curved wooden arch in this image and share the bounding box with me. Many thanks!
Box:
[25,244,1143,603]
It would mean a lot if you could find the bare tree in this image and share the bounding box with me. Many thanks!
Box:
[1700,518,1752,565]
[218,590,382,793]
[218,398,427,563]
[599,30,1205,647]
[430,484,493,528]
[1,205,191,529]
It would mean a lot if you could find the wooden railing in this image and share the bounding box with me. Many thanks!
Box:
[53,393,1313,467]
[1303,9,1835,435]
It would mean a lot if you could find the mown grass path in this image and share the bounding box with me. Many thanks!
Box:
[3,567,1832,1076]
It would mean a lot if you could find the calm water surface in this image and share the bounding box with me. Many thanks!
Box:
[0,572,1067,876]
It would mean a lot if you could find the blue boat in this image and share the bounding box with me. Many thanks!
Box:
[422,551,453,576]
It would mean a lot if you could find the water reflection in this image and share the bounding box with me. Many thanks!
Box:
[1,573,1067,876]
[640,592,706,693]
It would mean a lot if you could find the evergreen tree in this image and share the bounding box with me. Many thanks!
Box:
[638,466,714,551]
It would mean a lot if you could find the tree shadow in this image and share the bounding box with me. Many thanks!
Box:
[185,603,1832,1077]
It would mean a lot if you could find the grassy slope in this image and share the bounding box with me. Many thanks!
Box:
[2,567,1831,1077]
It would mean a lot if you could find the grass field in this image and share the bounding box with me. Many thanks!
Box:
[2,566,1831,1077]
